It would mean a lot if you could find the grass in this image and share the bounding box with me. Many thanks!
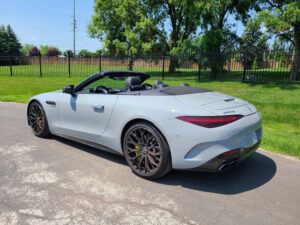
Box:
[0,76,299,158]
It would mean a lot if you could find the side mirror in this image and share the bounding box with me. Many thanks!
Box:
[63,85,75,95]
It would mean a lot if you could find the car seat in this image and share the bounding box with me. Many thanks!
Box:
[125,77,145,91]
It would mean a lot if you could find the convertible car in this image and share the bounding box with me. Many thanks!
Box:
[27,71,262,179]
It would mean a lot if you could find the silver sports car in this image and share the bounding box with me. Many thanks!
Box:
[27,71,262,179]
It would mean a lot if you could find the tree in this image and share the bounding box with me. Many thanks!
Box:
[21,44,34,56]
[88,0,203,72]
[270,38,293,66]
[6,25,22,55]
[240,19,269,69]
[148,0,203,72]
[78,49,94,58]
[47,47,61,57]
[258,1,300,80]
[29,46,40,57]
[40,45,62,57]
[40,45,50,56]
[0,25,22,56]
[0,25,9,55]
[63,50,74,57]
[95,49,103,56]
[198,0,256,78]
[89,0,159,56]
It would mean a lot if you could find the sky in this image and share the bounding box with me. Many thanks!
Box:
[0,0,101,52]
[0,0,245,53]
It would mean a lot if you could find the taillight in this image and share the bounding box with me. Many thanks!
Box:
[176,115,244,128]
[221,149,240,157]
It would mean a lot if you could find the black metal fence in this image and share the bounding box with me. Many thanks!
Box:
[0,51,297,83]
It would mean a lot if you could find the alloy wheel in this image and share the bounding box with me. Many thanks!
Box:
[124,126,162,175]
[28,103,45,134]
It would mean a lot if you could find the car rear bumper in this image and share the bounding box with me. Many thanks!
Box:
[194,140,260,172]
[158,112,262,169]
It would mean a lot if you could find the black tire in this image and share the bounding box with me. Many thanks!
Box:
[28,101,51,138]
[123,122,172,180]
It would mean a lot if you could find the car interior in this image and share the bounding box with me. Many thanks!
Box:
[80,76,174,95]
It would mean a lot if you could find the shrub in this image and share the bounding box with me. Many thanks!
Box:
[47,47,61,57]
[29,46,40,57]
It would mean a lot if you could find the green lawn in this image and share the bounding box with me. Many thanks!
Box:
[0,76,299,158]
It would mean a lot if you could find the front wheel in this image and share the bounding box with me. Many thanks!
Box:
[123,122,171,180]
[28,101,51,138]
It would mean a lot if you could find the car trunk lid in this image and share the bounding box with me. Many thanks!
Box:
[176,92,257,116]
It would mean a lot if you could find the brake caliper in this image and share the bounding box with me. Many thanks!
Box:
[135,145,142,161]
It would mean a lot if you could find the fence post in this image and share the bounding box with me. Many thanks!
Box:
[99,51,102,72]
[68,53,71,77]
[162,54,165,80]
[39,52,42,77]
[9,54,13,76]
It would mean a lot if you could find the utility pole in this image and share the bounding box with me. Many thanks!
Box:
[72,0,76,56]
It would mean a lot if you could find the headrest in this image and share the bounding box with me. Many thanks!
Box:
[126,77,141,88]
[180,83,189,86]
[153,80,168,89]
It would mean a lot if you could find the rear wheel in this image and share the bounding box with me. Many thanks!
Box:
[123,122,171,180]
[28,101,51,138]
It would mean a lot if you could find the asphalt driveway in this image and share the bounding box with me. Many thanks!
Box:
[0,102,299,225]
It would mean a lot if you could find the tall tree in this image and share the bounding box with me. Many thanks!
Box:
[271,38,293,66]
[88,0,202,72]
[88,0,162,56]
[0,25,9,55]
[40,45,50,56]
[6,25,22,55]
[199,0,256,78]
[63,50,74,57]
[147,0,203,72]
[258,1,300,80]
[240,19,269,69]
[21,44,34,56]
[0,25,22,56]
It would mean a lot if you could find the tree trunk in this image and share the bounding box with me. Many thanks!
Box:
[210,46,222,80]
[290,48,300,81]
[290,28,300,81]
[168,55,177,74]
[128,50,134,71]
[128,58,134,71]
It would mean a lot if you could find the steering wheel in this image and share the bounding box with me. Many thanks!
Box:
[142,83,152,90]
[93,85,109,94]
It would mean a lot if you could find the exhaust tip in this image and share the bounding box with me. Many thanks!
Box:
[218,160,238,172]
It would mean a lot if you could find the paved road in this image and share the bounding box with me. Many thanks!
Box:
[0,102,299,225]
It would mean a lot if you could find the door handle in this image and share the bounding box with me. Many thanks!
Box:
[92,104,104,112]
[46,100,56,106]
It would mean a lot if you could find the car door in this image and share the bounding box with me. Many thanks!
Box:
[58,92,118,143]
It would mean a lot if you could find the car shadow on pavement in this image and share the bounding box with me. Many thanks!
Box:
[158,152,277,195]
[53,137,276,195]
[54,136,127,166]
